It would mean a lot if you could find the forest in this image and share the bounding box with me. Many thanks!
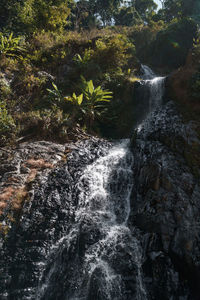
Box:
[0,0,199,145]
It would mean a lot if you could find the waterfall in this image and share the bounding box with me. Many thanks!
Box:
[34,66,166,299]
[136,65,165,131]
[0,65,167,300]
[146,77,165,111]
[141,64,165,112]
[140,64,155,79]
[35,140,147,300]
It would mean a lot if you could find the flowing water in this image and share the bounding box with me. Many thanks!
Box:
[141,64,165,112]
[32,139,150,300]
[0,66,166,300]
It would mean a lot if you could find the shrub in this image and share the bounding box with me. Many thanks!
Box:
[0,101,16,145]
[147,18,198,70]
[92,34,135,72]
[16,107,71,142]
[0,33,26,59]
[79,77,112,129]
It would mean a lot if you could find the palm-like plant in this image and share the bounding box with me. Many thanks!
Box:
[47,79,112,130]
[0,33,26,59]
[80,77,113,128]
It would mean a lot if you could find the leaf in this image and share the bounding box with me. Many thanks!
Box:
[88,80,94,94]
[52,82,58,91]
[77,94,83,105]
[64,96,73,102]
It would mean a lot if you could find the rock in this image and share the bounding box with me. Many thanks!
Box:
[130,101,200,299]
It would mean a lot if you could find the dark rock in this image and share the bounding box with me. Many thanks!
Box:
[130,101,200,299]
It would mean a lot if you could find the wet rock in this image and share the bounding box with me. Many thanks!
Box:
[130,102,200,299]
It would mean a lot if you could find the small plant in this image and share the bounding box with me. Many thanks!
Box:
[73,49,94,66]
[47,82,63,103]
[0,33,26,59]
[80,77,113,128]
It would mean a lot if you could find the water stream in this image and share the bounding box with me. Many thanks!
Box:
[1,65,167,300]
[35,66,165,300]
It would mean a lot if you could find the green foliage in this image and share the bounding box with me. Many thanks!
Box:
[79,77,112,128]
[91,34,136,73]
[92,0,122,26]
[46,79,112,130]
[0,33,26,59]
[64,93,83,105]
[158,0,196,22]
[68,0,100,30]
[81,76,112,103]
[0,101,16,145]
[17,0,72,33]
[146,18,197,70]
[114,6,141,26]
[16,107,70,142]
[130,0,157,22]
[73,51,94,68]
[128,21,166,63]
[47,82,63,103]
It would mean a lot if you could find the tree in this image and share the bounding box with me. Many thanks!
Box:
[114,6,139,26]
[18,0,73,33]
[114,0,157,25]
[0,0,25,30]
[156,0,197,22]
[91,0,123,26]
[69,0,99,30]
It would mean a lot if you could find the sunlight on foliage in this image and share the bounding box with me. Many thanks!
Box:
[0,33,26,59]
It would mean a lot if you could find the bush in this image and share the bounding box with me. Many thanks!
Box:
[128,21,165,63]
[148,18,198,70]
[0,101,16,145]
[0,33,26,59]
[16,107,70,142]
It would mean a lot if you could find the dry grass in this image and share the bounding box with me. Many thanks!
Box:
[0,187,15,215]
[0,187,15,202]
[0,186,28,214]
[25,158,53,169]
[11,188,28,211]
[27,168,38,183]
[7,176,21,183]
[0,158,53,216]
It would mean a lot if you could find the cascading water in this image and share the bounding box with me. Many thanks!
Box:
[145,77,165,112]
[141,64,165,113]
[35,140,147,300]
[0,65,168,300]
[136,65,165,131]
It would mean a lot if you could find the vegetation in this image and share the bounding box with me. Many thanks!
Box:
[0,0,198,145]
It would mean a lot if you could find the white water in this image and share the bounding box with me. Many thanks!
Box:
[74,139,147,300]
[36,140,147,300]
[141,64,165,111]
[36,65,165,300]
[137,65,165,132]
[141,64,155,80]
[145,77,165,111]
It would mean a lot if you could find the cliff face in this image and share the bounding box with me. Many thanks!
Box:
[0,67,200,299]
[130,101,200,299]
